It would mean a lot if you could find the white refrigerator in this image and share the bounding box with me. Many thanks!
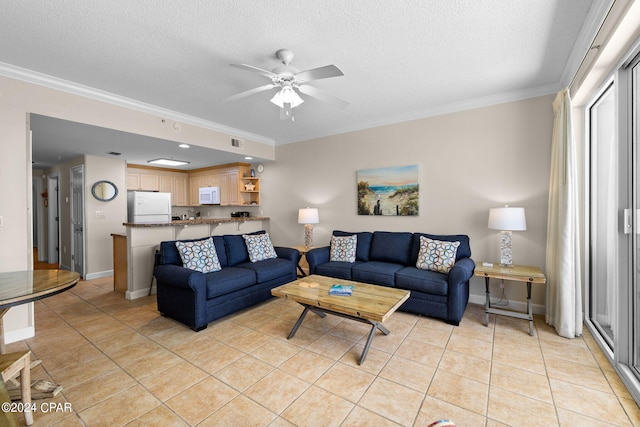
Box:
[127,191,172,223]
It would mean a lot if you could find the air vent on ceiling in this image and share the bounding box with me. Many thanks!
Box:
[108,151,122,156]
[231,138,244,149]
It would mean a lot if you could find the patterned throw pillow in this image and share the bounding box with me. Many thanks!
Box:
[330,235,357,262]
[175,237,222,273]
[416,236,460,273]
[243,233,278,262]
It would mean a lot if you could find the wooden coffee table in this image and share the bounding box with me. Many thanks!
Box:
[271,275,410,364]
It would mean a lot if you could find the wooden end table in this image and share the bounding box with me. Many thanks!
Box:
[292,245,317,277]
[474,263,546,336]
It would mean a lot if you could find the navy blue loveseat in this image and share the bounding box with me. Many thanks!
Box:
[154,232,298,331]
[306,231,475,325]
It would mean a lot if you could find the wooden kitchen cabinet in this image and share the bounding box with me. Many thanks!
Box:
[126,170,159,191]
[239,177,260,206]
[130,162,258,207]
[160,174,188,206]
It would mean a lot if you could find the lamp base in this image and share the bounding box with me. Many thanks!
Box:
[499,230,513,267]
[304,224,314,250]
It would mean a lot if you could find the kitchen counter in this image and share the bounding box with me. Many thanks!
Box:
[123,216,268,227]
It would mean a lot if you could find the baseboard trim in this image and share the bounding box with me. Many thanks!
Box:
[4,326,35,345]
[85,270,113,281]
[126,286,155,300]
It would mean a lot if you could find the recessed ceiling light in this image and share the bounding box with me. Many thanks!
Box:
[148,158,190,167]
[244,156,253,160]
[178,143,190,149]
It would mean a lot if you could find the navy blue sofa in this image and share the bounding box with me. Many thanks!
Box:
[154,232,299,331]
[306,231,475,325]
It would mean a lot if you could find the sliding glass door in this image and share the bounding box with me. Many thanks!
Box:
[588,82,617,349]
[632,59,640,379]
[587,51,640,403]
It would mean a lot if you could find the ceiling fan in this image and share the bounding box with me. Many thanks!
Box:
[223,49,348,120]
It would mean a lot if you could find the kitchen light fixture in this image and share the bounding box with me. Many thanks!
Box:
[298,207,319,250]
[178,143,190,149]
[148,158,190,167]
[488,205,526,266]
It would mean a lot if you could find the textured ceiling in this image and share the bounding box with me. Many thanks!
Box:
[1,0,605,168]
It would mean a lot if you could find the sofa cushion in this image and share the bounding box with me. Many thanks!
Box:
[243,232,278,262]
[411,233,470,263]
[223,231,265,266]
[316,261,360,280]
[395,267,449,296]
[175,237,222,273]
[369,231,413,265]
[330,235,357,262]
[205,267,257,299]
[416,236,460,273]
[333,231,373,261]
[236,258,295,283]
[351,261,403,287]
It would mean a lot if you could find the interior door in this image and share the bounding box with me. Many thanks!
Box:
[47,175,59,265]
[71,165,84,276]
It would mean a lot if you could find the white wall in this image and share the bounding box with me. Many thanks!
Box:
[262,95,554,310]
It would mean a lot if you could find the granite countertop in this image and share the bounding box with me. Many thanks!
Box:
[123,216,269,227]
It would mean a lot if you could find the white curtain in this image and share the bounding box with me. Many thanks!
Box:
[545,88,582,338]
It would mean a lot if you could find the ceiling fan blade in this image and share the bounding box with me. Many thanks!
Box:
[222,84,276,103]
[230,63,278,78]
[295,64,344,82]
[298,85,349,108]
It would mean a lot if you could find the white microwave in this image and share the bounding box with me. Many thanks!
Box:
[199,186,220,204]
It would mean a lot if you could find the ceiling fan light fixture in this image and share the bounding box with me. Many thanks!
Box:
[270,86,304,109]
[270,90,284,108]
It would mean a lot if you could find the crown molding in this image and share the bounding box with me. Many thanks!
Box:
[0,62,275,145]
[275,82,560,145]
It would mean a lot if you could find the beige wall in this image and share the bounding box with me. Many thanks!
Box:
[263,94,555,310]
[84,155,128,278]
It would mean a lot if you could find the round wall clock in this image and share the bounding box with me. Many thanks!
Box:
[257,164,264,173]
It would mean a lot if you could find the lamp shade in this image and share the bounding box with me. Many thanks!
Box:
[298,208,319,224]
[488,206,526,231]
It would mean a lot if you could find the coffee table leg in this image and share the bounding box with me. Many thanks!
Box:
[359,321,390,365]
[288,307,310,339]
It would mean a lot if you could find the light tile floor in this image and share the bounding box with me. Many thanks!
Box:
[5,276,640,426]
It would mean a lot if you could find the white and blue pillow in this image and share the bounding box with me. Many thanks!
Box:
[416,236,460,273]
[175,237,222,273]
[243,232,278,262]
[330,234,357,262]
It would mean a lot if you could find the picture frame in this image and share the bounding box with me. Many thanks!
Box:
[357,165,419,216]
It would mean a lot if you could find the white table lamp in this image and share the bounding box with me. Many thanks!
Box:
[298,208,319,250]
[488,205,526,266]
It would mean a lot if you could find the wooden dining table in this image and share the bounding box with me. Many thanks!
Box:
[0,270,80,353]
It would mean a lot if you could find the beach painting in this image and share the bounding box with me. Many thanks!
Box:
[357,165,419,216]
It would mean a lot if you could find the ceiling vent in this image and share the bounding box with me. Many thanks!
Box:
[231,138,244,149]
